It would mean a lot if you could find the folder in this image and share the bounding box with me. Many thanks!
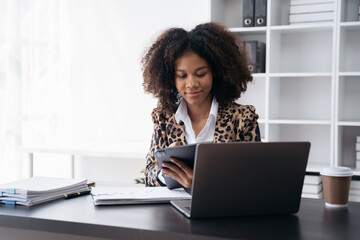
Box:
[257,41,266,73]
[243,0,254,27]
[255,0,267,26]
[244,41,266,73]
[245,41,256,72]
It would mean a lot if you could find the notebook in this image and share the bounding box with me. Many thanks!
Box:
[170,142,310,218]
[91,186,191,205]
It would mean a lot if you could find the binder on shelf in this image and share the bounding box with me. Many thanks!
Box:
[243,0,254,27]
[289,2,334,14]
[254,0,267,26]
[290,0,334,5]
[289,11,334,24]
[244,41,266,73]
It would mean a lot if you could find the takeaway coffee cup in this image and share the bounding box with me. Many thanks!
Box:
[320,167,353,208]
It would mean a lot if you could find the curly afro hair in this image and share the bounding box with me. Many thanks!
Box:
[141,22,252,114]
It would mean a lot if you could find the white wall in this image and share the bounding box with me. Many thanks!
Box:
[31,0,211,183]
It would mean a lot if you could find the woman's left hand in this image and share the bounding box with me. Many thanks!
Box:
[162,158,193,188]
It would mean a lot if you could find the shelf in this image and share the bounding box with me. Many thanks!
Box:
[339,22,360,28]
[252,73,266,78]
[268,72,332,77]
[229,27,267,33]
[340,0,360,22]
[305,165,360,177]
[269,29,333,73]
[212,0,360,174]
[338,122,360,126]
[269,124,331,166]
[339,72,360,76]
[270,23,334,32]
[269,76,331,120]
[268,120,331,125]
[306,163,330,173]
[337,125,360,168]
[339,26,360,72]
[238,76,266,119]
[338,76,360,121]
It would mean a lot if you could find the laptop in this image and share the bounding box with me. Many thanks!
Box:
[170,142,310,218]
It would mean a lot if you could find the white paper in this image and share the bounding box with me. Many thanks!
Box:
[91,186,191,205]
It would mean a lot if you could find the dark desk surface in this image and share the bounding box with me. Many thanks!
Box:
[1,196,360,240]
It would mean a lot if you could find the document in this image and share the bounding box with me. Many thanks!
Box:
[91,186,191,205]
[0,177,90,206]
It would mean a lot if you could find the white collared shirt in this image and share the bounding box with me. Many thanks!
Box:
[175,97,218,144]
[158,97,219,185]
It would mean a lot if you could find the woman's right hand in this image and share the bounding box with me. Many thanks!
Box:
[161,142,194,188]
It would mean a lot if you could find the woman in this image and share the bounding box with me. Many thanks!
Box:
[142,22,261,188]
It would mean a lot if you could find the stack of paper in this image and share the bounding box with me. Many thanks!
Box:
[349,180,360,202]
[0,177,90,206]
[301,174,323,199]
[91,186,191,205]
[356,136,360,169]
[289,0,335,25]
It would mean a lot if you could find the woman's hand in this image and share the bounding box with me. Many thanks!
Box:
[161,142,193,188]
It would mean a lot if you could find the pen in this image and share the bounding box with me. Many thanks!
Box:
[64,190,91,199]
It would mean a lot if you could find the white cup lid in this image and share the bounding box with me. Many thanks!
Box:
[320,167,353,177]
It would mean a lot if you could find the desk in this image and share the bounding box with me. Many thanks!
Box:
[1,197,360,240]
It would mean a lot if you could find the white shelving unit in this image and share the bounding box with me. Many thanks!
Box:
[211,0,360,174]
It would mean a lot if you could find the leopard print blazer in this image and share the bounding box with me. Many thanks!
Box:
[145,102,261,186]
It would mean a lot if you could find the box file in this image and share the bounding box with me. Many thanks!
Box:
[255,0,267,26]
[244,41,266,73]
[243,0,254,27]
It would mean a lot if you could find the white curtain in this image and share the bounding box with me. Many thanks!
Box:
[0,0,210,183]
[0,0,66,182]
[0,0,23,182]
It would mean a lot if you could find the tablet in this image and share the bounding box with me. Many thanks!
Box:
[155,144,197,189]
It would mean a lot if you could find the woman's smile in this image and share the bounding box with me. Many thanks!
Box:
[175,52,213,108]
